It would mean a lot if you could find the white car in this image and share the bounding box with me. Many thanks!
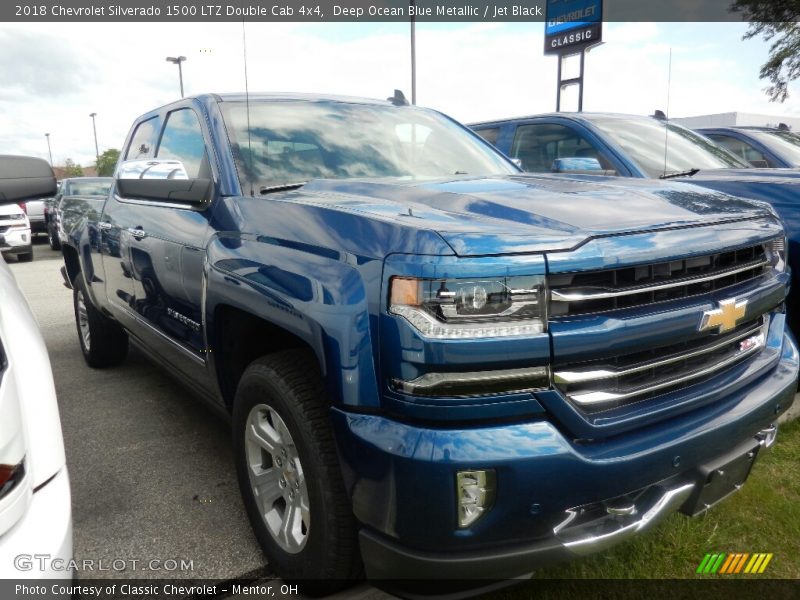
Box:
[0,204,33,262]
[0,156,71,578]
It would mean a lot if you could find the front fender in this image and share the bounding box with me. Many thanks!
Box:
[205,232,384,409]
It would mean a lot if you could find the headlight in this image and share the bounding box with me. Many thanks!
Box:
[765,237,787,273]
[389,275,546,339]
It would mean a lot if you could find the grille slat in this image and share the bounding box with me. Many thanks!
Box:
[550,243,769,317]
[554,319,768,412]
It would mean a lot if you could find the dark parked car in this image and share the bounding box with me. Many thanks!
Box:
[696,126,800,169]
[45,177,112,250]
[470,113,800,333]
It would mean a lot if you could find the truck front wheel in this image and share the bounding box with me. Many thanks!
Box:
[72,273,128,368]
[233,351,362,593]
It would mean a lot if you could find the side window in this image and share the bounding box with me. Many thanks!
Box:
[156,109,210,179]
[125,117,160,160]
[475,128,499,146]
[706,134,770,167]
[510,123,611,172]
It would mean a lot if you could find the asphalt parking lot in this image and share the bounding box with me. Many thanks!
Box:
[8,240,270,582]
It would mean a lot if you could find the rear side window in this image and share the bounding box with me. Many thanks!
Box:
[156,109,210,179]
[125,117,160,160]
[475,127,499,146]
[706,134,771,167]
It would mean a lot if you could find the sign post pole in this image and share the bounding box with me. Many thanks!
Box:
[544,0,603,112]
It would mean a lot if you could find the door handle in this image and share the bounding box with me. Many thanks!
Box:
[127,227,147,240]
[97,221,112,230]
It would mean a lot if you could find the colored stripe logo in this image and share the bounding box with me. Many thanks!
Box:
[696,552,773,574]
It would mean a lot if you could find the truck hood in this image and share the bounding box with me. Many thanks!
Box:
[299,174,772,256]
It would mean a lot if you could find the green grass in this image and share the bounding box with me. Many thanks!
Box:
[499,418,800,592]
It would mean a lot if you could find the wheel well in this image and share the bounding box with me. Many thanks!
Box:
[62,244,81,284]
[213,305,321,411]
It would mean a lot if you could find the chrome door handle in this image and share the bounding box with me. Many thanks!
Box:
[97,222,112,230]
[127,227,147,240]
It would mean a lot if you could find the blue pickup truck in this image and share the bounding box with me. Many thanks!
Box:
[471,113,800,335]
[60,94,797,589]
[696,126,800,169]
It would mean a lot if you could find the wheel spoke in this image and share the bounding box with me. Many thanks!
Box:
[279,500,301,547]
[247,419,280,454]
[269,408,292,445]
[250,466,283,508]
[299,494,310,527]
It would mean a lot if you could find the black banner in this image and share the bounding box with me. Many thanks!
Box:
[3,0,747,23]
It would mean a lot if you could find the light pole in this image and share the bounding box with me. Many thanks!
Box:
[89,112,99,162]
[44,133,53,166]
[166,56,187,98]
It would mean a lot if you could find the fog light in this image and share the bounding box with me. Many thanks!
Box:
[456,469,496,528]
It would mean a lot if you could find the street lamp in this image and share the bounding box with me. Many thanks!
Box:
[89,112,99,162]
[44,133,53,166]
[166,56,187,98]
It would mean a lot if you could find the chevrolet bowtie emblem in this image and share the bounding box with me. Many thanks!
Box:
[699,298,747,333]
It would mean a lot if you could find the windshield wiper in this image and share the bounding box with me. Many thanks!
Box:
[659,168,700,179]
[259,182,306,195]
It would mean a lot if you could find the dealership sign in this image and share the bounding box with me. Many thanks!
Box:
[544,0,603,55]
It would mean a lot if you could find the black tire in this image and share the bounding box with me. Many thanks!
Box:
[48,227,61,251]
[72,273,128,368]
[233,350,362,594]
[17,251,33,262]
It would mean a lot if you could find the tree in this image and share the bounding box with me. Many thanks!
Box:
[95,148,120,177]
[732,1,800,102]
[63,158,84,177]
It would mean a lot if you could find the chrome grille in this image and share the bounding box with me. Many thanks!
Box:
[549,244,770,317]
[554,318,767,412]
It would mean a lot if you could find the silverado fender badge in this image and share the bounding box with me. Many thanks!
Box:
[699,298,747,333]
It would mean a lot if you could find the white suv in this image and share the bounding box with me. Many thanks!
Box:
[0,204,32,263]
[0,156,71,578]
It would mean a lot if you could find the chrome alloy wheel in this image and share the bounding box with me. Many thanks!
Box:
[244,403,310,553]
[76,289,91,351]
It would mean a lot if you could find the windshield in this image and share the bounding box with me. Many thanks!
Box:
[589,116,748,178]
[748,130,800,166]
[219,100,517,193]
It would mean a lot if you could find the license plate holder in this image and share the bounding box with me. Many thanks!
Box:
[680,439,761,517]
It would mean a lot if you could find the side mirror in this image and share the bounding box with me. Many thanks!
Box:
[552,157,603,173]
[0,155,57,204]
[115,159,212,210]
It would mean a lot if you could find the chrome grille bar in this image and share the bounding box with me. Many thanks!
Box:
[554,323,764,385]
[551,259,768,303]
[556,322,768,407]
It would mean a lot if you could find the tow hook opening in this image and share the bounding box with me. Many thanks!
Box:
[756,424,778,449]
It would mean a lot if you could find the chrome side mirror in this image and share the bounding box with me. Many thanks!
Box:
[115,159,189,180]
[114,159,212,210]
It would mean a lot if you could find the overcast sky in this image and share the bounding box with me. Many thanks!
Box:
[1,20,796,168]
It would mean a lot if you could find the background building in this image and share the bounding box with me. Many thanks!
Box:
[673,112,800,131]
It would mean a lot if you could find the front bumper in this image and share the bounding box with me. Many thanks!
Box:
[0,227,32,254]
[332,332,798,580]
[0,468,73,578]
